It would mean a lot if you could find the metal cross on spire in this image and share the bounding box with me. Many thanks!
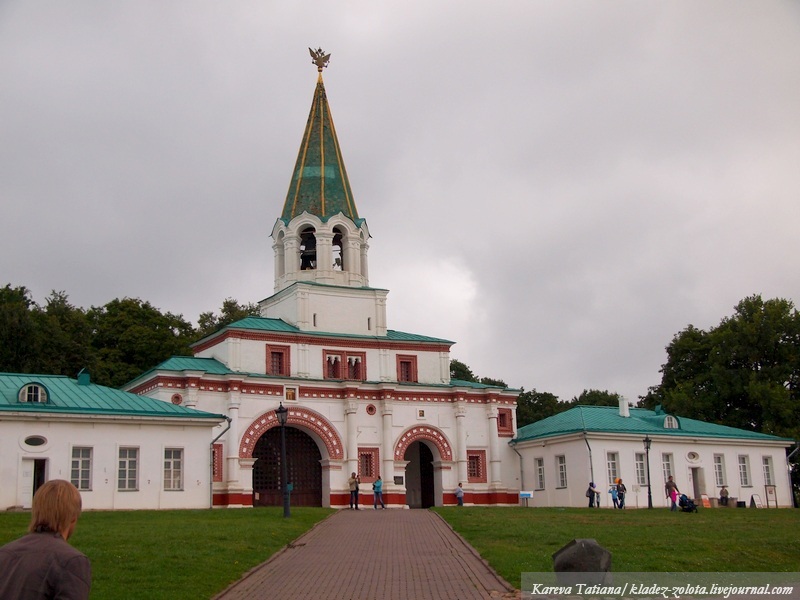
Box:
[309,47,331,72]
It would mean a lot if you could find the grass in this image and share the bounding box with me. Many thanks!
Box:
[2,506,798,598]
[0,507,333,600]
[432,507,800,590]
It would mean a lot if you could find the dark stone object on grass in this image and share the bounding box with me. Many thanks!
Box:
[552,538,612,585]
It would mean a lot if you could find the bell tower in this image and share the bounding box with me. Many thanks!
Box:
[260,49,387,336]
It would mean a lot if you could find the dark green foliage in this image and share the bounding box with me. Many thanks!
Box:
[566,388,624,408]
[450,358,478,382]
[0,284,259,387]
[647,295,800,440]
[0,284,39,373]
[515,388,563,428]
[87,298,195,387]
[196,298,260,339]
[645,295,800,496]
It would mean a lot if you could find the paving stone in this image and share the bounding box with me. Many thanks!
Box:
[213,509,518,600]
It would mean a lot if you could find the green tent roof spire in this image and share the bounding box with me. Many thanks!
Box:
[281,49,358,223]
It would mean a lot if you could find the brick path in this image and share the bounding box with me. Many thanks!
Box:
[213,509,518,599]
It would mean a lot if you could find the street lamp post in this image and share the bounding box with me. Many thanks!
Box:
[643,435,653,509]
[276,403,290,518]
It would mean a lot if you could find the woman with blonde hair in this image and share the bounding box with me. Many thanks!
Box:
[0,480,91,599]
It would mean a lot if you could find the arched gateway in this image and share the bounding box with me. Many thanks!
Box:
[395,425,453,508]
[240,407,343,507]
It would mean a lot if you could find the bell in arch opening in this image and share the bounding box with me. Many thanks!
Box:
[300,227,317,270]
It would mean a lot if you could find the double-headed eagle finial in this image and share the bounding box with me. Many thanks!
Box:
[309,47,331,72]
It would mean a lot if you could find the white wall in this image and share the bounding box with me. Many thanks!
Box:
[1,418,217,510]
[516,435,793,508]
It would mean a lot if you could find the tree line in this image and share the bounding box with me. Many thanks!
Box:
[3,284,799,451]
[0,284,258,388]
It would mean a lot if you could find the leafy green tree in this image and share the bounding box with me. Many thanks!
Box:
[196,298,260,340]
[34,291,96,377]
[88,298,194,387]
[450,358,478,382]
[648,295,800,500]
[0,284,40,372]
[516,388,563,428]
[650,295,800,439]
[566,389,625,408]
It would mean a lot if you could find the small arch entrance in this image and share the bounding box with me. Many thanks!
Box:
[404,441,435,508]
[252,427,322,507]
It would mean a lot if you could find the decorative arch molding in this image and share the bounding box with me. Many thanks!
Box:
[239,406,344,460]
[394,425,453,462]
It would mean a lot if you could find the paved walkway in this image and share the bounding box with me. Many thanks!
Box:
[214,509,518,600]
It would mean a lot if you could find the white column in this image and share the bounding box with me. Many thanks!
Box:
[226,389,242,487]
[282,235,300,286]
[455,401,468,484]
[381,399,394,480]
[487,404,501,484]
[345,400,359,476]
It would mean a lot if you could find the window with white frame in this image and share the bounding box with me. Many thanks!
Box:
[738,455,751,487]
[164,448,183,491]
[556,455,567,488]
[71,447,92,491]
[535,457,545,490]
[118,447,139,491]
[606,452,619,484]
[762,456,774,486]
[635,452,647,486]
[19,383,48,403]
[713,454,726,486]
[661,453,674,483]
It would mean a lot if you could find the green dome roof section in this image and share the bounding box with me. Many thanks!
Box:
[281,72,358,223]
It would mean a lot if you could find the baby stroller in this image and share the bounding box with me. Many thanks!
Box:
[678,494,698,513]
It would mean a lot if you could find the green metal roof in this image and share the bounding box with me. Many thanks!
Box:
[281,73,360,224]
[0,372,224,420]
[513,405,792,444]
[205,316,454,345]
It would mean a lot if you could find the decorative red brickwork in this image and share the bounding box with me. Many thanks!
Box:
[394,426,452,461]
[358,448,380,482]
[467,449,487,483]
[497,408,514,437]
[239,406,343,460]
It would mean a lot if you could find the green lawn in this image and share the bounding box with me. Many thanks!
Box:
[0,507,333,600]
[2,506,798,598]
[433,507,800,589]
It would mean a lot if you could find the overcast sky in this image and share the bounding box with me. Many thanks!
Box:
[2,1,799,403]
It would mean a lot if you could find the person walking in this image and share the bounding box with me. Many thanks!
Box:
[372,476,385,509]
[586,482,598,508]
[455,483,464,506]
[665,476,680,511]
[348,472,360,510]
[616,478,627,509]
[0,479,92,599]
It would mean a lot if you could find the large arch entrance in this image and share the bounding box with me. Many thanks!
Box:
[404,441,435,508]
[252,427,322,507]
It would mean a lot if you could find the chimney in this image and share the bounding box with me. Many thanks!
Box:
[618,397,630,418]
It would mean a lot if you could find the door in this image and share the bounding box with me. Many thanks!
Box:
[252,427,322,507]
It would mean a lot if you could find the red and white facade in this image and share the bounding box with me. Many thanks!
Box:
[125,67,520,508]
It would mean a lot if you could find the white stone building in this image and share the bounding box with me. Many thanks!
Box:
[125,61,520,508]
[511,401,794,508]
[0,371,225,510]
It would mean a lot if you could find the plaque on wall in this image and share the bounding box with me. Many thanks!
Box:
[394,476,404,486]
